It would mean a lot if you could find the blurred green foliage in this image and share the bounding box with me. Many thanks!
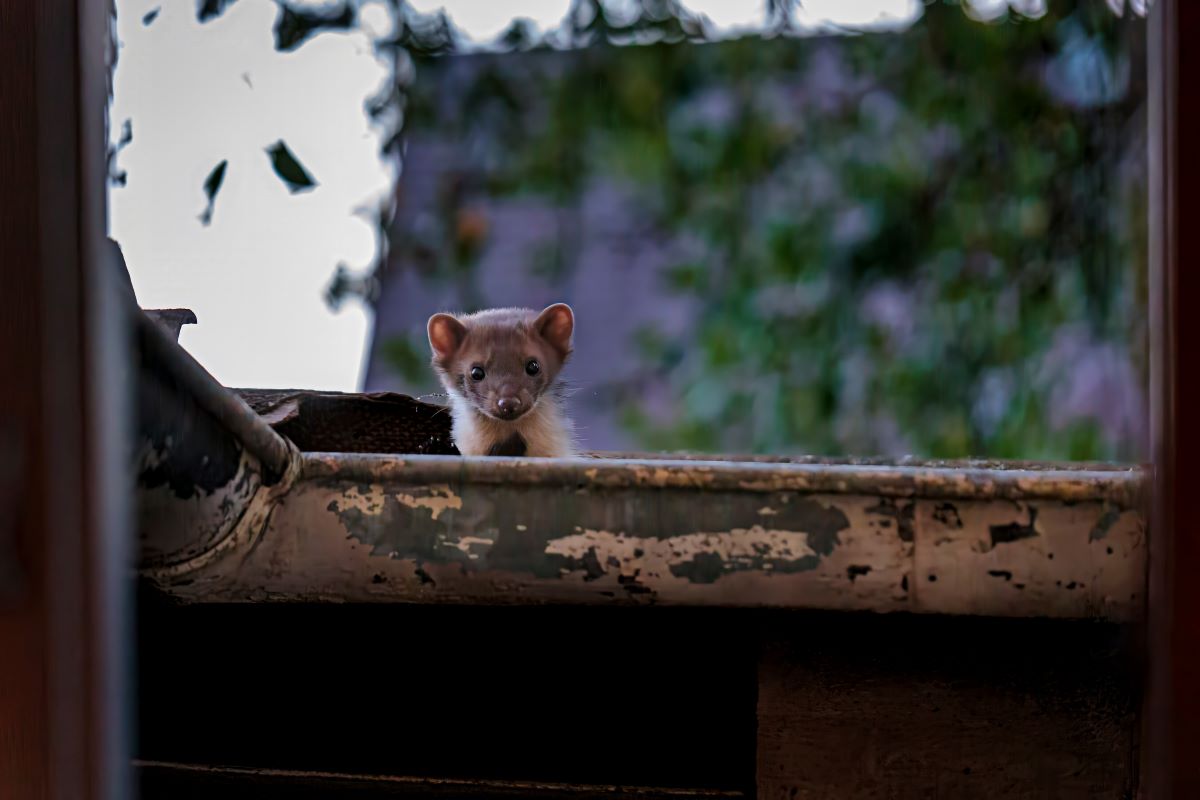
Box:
[175,0,1147,459]
[393,1,1148,460]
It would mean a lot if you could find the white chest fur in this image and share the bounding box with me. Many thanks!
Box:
[448,393,576,458]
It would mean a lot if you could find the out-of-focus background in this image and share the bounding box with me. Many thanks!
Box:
[108,0,1148,460]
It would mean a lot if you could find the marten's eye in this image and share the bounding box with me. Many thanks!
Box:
[525,359,540,376]
[470,366,485,381]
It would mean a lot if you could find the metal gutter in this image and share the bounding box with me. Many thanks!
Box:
[139,452,1147,619]
[136,311,292,483]
[302,452,1145,506]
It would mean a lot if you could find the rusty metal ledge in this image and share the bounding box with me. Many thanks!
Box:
[301,453,1147,507]
[141,448,1148,620]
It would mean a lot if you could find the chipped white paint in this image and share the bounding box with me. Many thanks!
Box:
[336,483,387,516]
[546,526,818,574]
[396,484,463,520]
[330,483,463,520]
[507,495,914,610]
[438,535,494,559]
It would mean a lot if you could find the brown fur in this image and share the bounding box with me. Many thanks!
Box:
[427,304,576,458]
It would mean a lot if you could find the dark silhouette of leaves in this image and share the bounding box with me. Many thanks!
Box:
[266,141,317,193]
[274,1,355,52]
[199,159,228,225]
[197,0,237,23]
[107,119,133,187]
[142,7,161,26]
[325,263,380,310]
[497,18,539,51]
[559,0,708,48]
[397,8,458,56]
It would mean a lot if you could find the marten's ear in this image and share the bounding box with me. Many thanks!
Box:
[534,303,574,359]
[428,313,467,364]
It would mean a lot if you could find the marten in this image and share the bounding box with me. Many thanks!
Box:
[427,303,577,458]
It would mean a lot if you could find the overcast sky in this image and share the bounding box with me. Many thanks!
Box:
[109,0,1034,391]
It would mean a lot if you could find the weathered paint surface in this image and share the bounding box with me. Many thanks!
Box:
[136,441,261,567]
[140,453,1147,620]
[914,499,1145,618]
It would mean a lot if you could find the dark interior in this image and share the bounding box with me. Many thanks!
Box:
[135,597,759,794]
[135,588,1137,798]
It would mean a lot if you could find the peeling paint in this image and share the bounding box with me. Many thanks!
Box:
[847,565,872,582]
[439,535,493,560]
[396,484,463,520]
[989,507,1039,548]
[867,498,915,543]
[1088,506,1121,542]
[545,526,821,585]
[138,445,264,567]
[332,484,386,516]
[932,502,963,529]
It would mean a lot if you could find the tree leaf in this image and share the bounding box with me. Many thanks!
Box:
[199,159,228,225]
[497,18,538,51]
[273,2,354,52]
[142,7,161,26]
[266,141,317,193]
[106,118,133,187]
[197,0,237,23]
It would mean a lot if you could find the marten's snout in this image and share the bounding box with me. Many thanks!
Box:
[494,394,525,420]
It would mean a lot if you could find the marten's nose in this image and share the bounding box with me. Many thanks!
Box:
[496,396,523,418]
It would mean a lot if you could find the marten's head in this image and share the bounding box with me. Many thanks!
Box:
[427,304,574,422]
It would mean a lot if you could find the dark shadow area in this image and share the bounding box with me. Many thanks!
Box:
[136,593,1137,797]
